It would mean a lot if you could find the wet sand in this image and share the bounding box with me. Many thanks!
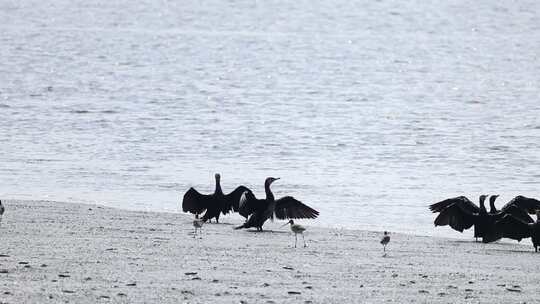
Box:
[0,200,538,303]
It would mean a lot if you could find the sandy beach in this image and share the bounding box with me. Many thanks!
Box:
[0,200,538,303]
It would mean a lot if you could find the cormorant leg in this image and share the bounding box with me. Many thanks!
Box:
[302,234,306,247]
[295,234,297,248]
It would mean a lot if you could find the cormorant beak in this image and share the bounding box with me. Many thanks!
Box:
[270,177,280,184]
[280,222,289,228]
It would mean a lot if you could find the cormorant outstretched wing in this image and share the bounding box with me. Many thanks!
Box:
[500,196,540,214]
[429,196,479,214]
[225,185,251,213]
[274,196,319,220]
[182,187,213,215]
[495,214,533,242]
[492,204,534,223]
[238,191,266,218]
[433,203,477,232]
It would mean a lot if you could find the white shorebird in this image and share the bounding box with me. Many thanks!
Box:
[380,231,390,255]
[282,220,307,248]
[192,217,204,238]
[0,200,4,227]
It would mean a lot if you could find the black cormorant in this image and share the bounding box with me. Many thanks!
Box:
[182,174,250,223]
[234,177,319,231]
[430,195,533,242]
[495,211,540,252]
[430,195,488,240]
[489,195,540,216]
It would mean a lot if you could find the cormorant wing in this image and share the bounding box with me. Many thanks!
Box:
[182,187,212,214]
[238,191,266,218]
[494,214,533,241]
[433,203,477,232]
[224,185,251,213]
[274,196,319,220]
[501,196,540,214]
[429,196,479,213]
[492,204,533,223]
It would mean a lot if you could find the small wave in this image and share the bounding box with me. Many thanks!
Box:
[70,110,91,114]
[158,183,181,189]
[100,110,118,114]
[488,145,510,151]
[25,158,62,164]
[0,104,10,108]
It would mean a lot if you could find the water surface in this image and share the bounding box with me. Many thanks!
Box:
[1,0,539,237]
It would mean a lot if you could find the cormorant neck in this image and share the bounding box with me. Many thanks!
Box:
[479,198,487,214]
[489,201,496,213]
[214,177,223,194]
[265,182,275,201]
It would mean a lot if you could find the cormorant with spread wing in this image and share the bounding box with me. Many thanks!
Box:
[182,174,250,223]
[488,195,540,216]
[430,195,488,241]
[430,195,533,242]
[234,177,319,231]
[495,211,540,252]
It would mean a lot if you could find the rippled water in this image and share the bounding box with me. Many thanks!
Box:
[1,0,540,237]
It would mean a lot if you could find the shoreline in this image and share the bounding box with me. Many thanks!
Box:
[0,194,475,239]
[0,199,538,303]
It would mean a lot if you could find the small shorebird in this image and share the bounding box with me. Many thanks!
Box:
[193,216,204,238]
[380,231,390,255]
[0,200,4,227]
[282,220,307,248]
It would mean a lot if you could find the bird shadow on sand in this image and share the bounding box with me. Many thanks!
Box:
[208,222,236,226]
[488,248,537,254]
[447,240,480,244]
[244,230,288,234]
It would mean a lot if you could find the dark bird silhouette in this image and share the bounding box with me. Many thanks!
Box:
[430,195,488,241]
[489,195,540,216]
[430,195,532,243]
[488,195,499,214]
[429,195,487,215]
[495,211,540,252]
[182,174,250,223]
[0,200,4,227]
[234,177,319,231]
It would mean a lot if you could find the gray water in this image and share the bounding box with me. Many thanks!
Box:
[1,0,540,237]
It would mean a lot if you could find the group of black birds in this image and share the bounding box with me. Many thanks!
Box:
[181,175,540,252]
[430,194,540,251]
[181,174,320,231]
